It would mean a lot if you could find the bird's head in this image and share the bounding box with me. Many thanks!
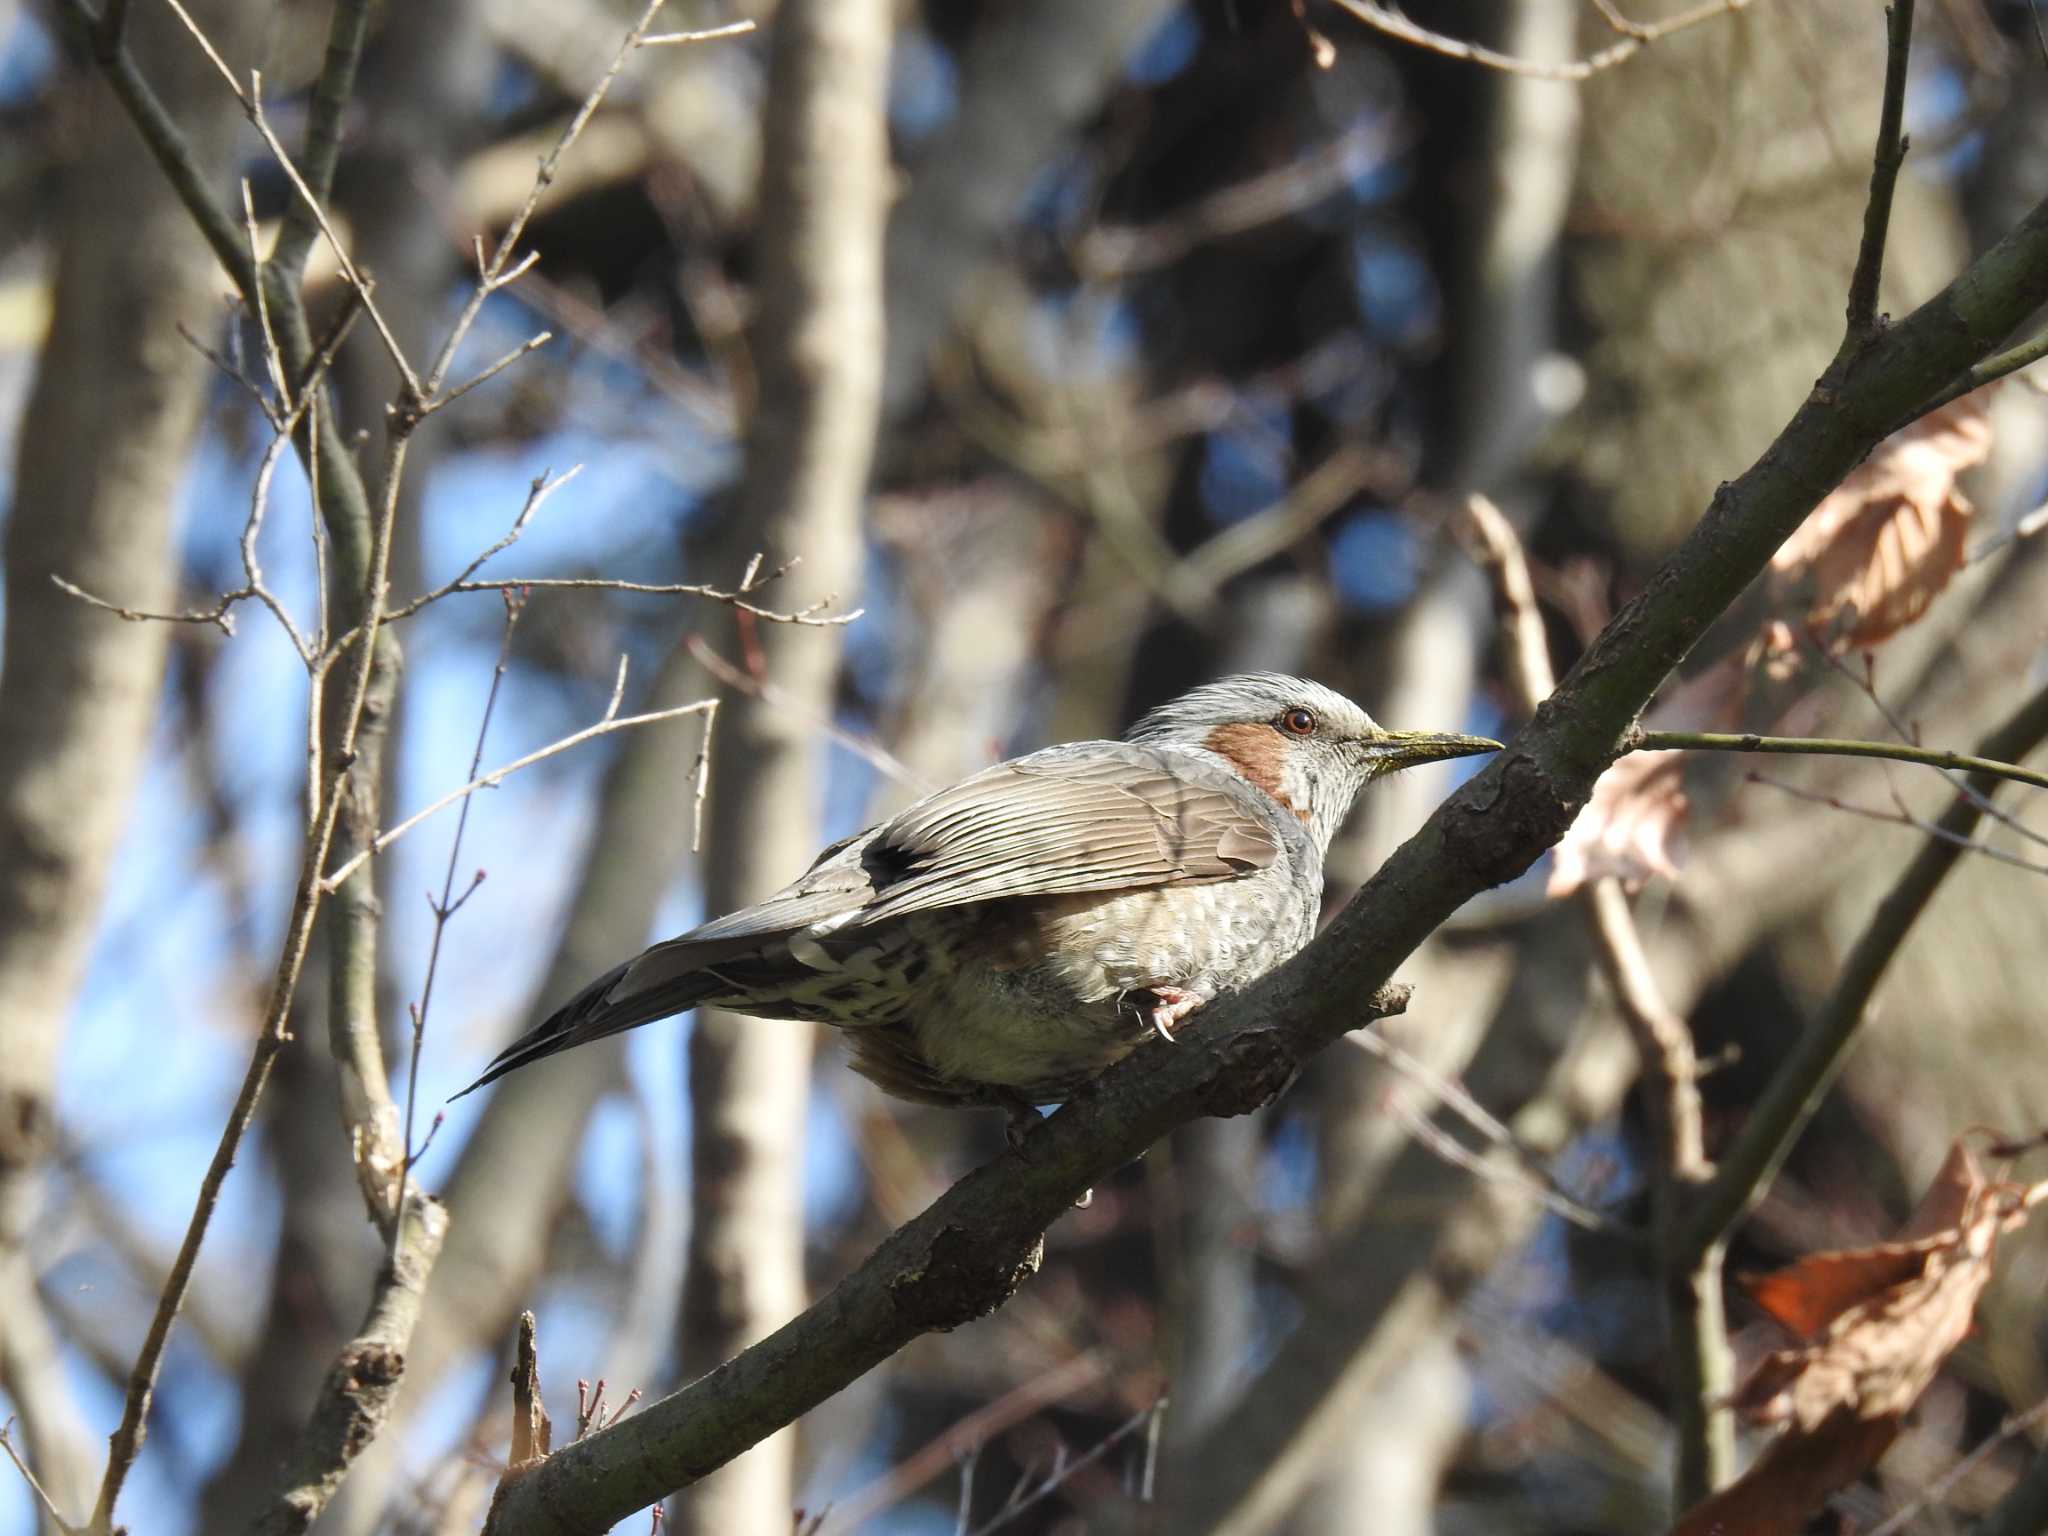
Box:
[1126,672,1500,852]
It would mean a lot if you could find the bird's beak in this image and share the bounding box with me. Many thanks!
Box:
[1364,730,1503,773]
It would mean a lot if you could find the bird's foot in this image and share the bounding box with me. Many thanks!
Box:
[1146,985,1209,1043]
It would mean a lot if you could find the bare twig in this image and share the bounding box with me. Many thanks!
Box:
[90,611,381,1529]
[1904,324,2048,430]
[1868,1396,2048,1536]
[1327,0,1758,81]
[390,591,526,1259]
[1967,497,2048,565]
[383,556,858,629]
[382,466,585,623]
[816,1354,1109,1534]
[47,575,240,636]
[0,1417,80,1536]
[963,1397,1165,1536]
[640,20,756,46]
[573,1381,641,1441]
[154,0,418,387]
[687,702,717,854]
[429,331,556,414]
[421,0,688,403]
[1075,117,1395,278]
[1631,727,2048,793]
[241,180,288,408]
[1844,0,1916,337]
[1344,1029,1620,1235]
[1748,773,2048,875]
[1823,648,2048,854]
[1454,495,1552,707]
[686,637,927,793]
[50,306,356,667]
[318,656,716,893]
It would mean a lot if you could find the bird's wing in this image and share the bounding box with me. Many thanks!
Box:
[452,744,1288,1097]
[849,742,1286,925]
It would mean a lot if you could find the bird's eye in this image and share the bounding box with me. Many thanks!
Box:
[1278,707,1318,736]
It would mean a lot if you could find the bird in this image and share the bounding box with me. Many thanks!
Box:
[456,673,1497,1134]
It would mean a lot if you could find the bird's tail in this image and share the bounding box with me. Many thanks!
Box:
[450,958,720,1099]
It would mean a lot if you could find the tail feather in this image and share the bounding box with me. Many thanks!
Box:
[451,957,722,1099]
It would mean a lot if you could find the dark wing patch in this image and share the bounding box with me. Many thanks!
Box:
[852,747,1282,925]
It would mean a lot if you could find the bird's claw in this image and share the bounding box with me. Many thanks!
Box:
[1147,985,1207,1043]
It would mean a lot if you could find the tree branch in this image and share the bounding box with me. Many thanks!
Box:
[1631,727,2048,792]
[243,1195,449,1536]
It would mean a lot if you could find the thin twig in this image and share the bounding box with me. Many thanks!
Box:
[1386,1095,1617,1236]
[1345,1029,1619,1234]
[1844,0,1916,337]
[1868,1398,2048,1535]
[1823,648,2048,855]
[688,702,717,854]
[390,592,526,1260]
[964,1397,1164,1536]
[686,637,926,791]
[318,658,717,893]
[0,1418,80,1535]
[1327,0,1757,81]
[1905,324,2048,430]
[639,20,756,46]
[90,614,381,1528]
[242,180,289,409]
[420,0,685,402]
[1967,497,2048,565]
[379,465,586,623]
[386,571,856,628]
[1631,727,2048,793]
[154,0,417,386]
[1748,773,2048,875]
[816,1353,1109,1534]
[426,331,556,414]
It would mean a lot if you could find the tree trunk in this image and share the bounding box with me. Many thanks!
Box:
[671,1,888,1530]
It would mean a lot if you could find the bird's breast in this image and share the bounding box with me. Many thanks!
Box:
[895,874,1313,1097]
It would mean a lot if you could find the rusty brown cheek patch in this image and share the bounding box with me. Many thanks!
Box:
[1203,724,1309,822]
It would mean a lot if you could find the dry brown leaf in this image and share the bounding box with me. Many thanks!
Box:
[1671,1140,2046,1536]
[1741,1240,1940,1342]
[1768,393,1992,653]
[1546,752,1688,898]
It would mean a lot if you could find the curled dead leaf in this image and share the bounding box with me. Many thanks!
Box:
[1768,392,1992,654]
[1547,752,1688,899]
[1671,1139,2048,1536]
